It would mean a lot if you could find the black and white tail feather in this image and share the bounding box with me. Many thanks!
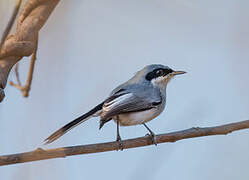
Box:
[44,102,104,144]
[44,90,129,144]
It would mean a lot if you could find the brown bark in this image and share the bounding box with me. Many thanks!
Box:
[0,119,248,166]
[0,0,60,102]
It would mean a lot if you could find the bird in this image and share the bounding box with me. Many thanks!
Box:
[44,64,186,149]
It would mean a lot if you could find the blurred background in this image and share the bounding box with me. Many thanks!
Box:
[1,0,249,179]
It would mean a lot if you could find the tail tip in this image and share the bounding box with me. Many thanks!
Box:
[99,121,104,130]
[43,138,51,145]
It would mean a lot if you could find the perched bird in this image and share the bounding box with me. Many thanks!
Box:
[44,64,186,149]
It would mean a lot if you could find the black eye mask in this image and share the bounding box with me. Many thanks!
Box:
[145,68,173,81]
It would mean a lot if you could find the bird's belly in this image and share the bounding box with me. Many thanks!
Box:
[114,108,160,126]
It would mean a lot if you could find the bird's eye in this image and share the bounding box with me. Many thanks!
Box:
[156,69,164,76]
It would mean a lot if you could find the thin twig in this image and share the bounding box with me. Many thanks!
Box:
[0,0,22,52]
[0,119,248,166]
[22,34,38,97]
[15,63,22,86]
[9,63,22,89]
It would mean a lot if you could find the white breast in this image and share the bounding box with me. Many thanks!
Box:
[114,108,160,126]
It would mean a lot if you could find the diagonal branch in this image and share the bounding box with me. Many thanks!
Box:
[0,119,248,166]
[0,0,22,52]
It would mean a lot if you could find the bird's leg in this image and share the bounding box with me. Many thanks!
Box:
[116,116,124,150]
[143,123,157,146]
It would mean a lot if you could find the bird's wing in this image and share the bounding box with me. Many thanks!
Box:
[101,86,162,121]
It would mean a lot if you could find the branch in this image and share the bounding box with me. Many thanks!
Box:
[0,0,23,101]
[0,0,22,52]
[0,0,60,102]
[0,119,248,166]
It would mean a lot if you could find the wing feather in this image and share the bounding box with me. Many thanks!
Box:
[101,87,162,120]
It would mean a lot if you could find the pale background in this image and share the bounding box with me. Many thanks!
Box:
[1,0,249,179]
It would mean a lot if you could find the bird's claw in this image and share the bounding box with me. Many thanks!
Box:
[192,127,201,131]
[145,133,157,146]
[116,136,124,151]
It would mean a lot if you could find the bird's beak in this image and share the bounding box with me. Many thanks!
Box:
[170,71,186,76]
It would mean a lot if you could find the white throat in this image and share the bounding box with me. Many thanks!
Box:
[151,75,172,89]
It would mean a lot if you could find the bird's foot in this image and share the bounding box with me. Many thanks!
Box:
[116,135,124,151]
[146,132,157,146]
[192,127,201,131]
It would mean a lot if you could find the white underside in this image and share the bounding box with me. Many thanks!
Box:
[113,108,159,126]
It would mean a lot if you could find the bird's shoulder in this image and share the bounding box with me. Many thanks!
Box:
[108,83,162,104]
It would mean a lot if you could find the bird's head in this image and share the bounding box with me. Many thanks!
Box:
[135,64,186,88]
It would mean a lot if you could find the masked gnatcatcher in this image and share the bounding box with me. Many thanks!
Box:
[44,64,186,149]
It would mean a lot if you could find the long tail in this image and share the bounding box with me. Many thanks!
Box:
[44,102,104,144]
